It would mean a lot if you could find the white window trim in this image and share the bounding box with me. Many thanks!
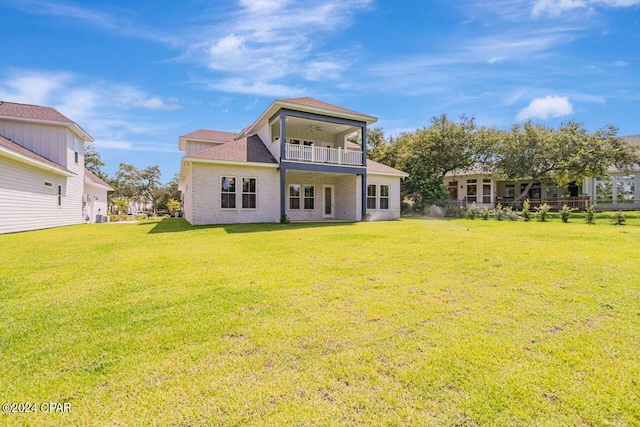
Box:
[303,184,315,210]
[241,177,258,210]
[289,184,301,210]
[367,183,377,210]
[379,184,390,211]
[220,176,237,210]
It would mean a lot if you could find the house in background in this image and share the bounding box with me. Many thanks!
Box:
[178,97,408,225]
[84,169,113,223]
[0,101,103,233]
[444,135,640,210]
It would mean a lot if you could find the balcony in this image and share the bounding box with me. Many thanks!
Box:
[285,144,363,166]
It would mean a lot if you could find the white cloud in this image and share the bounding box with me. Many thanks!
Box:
[532,0,640,17]
[207,78,306,98]
[516,95,574,120]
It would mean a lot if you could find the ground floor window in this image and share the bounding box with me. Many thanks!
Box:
[466,179,477,203]
[616,175,635,204]
[367,184,377,209]
[289,184,301,209]
[242,178,256,209]
[380,185,389,209]
[546,182,558,198]
[595,177,613,204]
[304,185,315,210]
[221,177,236,209]
[482,179,491,203]
[57,185,62,206]
[505,183,515,198]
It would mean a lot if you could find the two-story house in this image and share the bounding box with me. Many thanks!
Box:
[0,101,106,233]
[178,97,407,224]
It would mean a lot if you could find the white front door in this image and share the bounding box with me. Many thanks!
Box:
[323,185,335,218]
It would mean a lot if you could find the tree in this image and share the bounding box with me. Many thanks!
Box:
[138,166,162,213]
[154,174,181,212]
[392,114,485,210]
[85,143,107,180]
[109,163,162,214]
[489,122,639,201]
[167,198,181,216]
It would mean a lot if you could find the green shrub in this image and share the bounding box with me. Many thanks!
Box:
[522,199,531,221]
[535,203,551,222]
[467,202,480,219]
[280,214,291,224]
[444,205,466,218]
[480,208,490,220]
[610,210,626,226]
[560,205,574,223]
[504,206,520,221]
[494,203,505,221]
[585,204,596,224]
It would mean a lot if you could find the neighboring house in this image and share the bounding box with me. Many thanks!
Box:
[0,101,94,233]
[178,97,408,224]
[84,169,114,223]
[444,135,640,210]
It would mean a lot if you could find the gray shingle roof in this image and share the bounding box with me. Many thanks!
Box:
[180,129,237,142]
[279,97,376,121]
[188,135,277,164]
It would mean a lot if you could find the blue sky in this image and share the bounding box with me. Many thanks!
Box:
[1,0,639,182]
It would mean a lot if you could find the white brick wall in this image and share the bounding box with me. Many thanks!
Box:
[366,174,402,220]
[190,163,280,224]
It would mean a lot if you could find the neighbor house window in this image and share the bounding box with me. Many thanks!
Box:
[57,185,62,206]
[380,185,390,210]
[221,176,236,209]
[242,178,256,209]
[304,185,315,210]
[467,179,477,203]
[289,184,301,209]
[616,175,635,204]
[504,184,515,198]
[546,183,558,198]
[595,177,613,204]
[482,179,491,203]
[367,184,377,210]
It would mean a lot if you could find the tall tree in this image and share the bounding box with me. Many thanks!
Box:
[84,143,107,179]
[490,122,639,201]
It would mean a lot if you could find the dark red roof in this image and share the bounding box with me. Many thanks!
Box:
[180,129,237,142]
[0,134,70,173]
[0,101,74,123]
[188,135,277,164]
[279,97,376,120]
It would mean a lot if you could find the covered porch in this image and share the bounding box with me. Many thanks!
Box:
[283,170,363,222]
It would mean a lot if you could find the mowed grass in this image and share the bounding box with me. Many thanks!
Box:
[1,216,639,426]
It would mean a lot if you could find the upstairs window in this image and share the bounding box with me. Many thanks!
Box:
[221,177,236,209]
[73,138,80,163]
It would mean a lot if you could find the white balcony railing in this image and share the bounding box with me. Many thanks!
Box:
[285,144,363,166]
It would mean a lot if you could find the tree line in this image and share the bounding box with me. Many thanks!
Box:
[364,115,639,212]
[85,145,181,215]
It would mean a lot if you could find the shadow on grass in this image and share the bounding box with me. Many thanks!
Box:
[142,217,358,234]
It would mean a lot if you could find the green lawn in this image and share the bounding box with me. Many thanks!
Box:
[1,217,639,426]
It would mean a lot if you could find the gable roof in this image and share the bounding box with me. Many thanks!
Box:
[186,135,277,165]
[0,134,73,176]
[0,101,93,141]
[85,169,114,191]
[180,129,237,142]
[366,159,408,177]
[279,97,377,121]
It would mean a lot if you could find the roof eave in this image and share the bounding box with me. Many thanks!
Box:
[183,156,278,168]
[0,145,75,177]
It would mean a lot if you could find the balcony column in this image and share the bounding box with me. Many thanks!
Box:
[361,124,367,218]
[280,111,287,218]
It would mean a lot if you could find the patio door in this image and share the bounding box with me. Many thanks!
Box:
[323,185,335,218]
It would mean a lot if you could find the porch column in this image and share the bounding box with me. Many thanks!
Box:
[280,111,286,218]
[361,172,367,219]
[361,123,367,167]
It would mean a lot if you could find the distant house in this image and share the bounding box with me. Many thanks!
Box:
[443,135,640,210]
[178,97,408,225]
[0,101,108,233]
[84,169,113,223]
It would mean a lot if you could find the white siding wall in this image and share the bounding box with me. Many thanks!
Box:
[0,119,69,166]
[190,163,280,225]
[366,174,402,220]
[84,181,109,223]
